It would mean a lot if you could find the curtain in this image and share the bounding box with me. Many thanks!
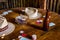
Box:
[47,0,60,13]
[7,0,44,8]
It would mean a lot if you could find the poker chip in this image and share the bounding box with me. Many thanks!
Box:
[20,31,24,34]
[37,20,43,23]
[22,34,27,37]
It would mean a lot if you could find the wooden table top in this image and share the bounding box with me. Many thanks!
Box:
[0,8,60,40]
[1,8,60,30]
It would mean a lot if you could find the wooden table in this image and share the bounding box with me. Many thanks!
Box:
[11,8,60,30]
[0,8,60,40]
[0,8,60,31]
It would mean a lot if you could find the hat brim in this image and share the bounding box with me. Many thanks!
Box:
[0,22,15,37]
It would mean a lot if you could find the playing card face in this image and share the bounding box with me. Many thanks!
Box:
[2,12,8,15]
[1,10,13,16]
[49,22,55,27]
[20,37,30,40]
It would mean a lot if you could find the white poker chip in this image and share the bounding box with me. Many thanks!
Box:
[20,31,24,33]
[37,20,40,22]
[37,20,43,22]
[40,20,43,22]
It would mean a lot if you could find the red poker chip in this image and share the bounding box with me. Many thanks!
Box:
[22,33,27,37]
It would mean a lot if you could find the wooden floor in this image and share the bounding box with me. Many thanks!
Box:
[0,9,60,40]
